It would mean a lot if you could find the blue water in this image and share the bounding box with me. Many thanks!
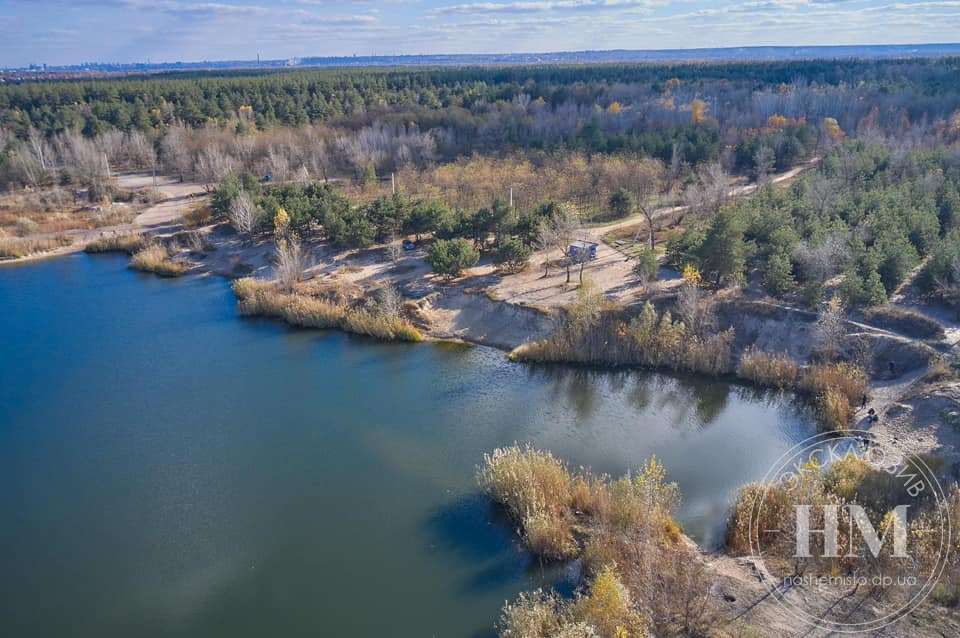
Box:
[0,254,814,637]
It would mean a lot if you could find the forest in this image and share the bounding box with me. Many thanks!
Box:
[3,58,960,311]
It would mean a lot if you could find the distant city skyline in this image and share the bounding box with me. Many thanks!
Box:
[4,0,960,68]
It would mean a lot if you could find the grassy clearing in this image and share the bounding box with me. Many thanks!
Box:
[510,284,733,377]
[84,232,145,254]
[0,235,73,260]
[483,446,713,636]
[129,244,189,277]
[233,277,423,342]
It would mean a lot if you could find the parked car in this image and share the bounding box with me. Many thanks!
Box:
[568,242,598,262]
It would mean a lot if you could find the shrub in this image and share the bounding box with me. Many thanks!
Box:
[737,348,799,388]
[84,232,145,254]
[498,590,568,638]
[183,204,213,228]
[572,566,647,638]
[495,235,532,272]
[485,447,706,638]
[129,245,188,277]
[632,246,659,285]
[427,238,480,277]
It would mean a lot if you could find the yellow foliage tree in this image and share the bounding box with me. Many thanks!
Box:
[690,99,708,125]
[607,101,622,114]
[767,114,789,129]
[574,566,647,638]
[682,264,703,287]
[823,117,845,142]
[273,207,290,237]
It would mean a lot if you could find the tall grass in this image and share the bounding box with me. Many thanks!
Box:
[0,235,72,260]
[478,446,577,560]
[129,244,188,277]
[486,447,708,637]
[736,348,799,388]
[736,350,867,431]
[510,291,734,377]
[84,232,145,254]
[799,361,868,405]
[233,277,423,342]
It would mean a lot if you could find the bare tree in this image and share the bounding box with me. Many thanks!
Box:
[95,130,124,168]
[57,132,112,199]
[123,131,155,170]
[264,146,291,184]
[754,144,776,183]
[804,173,841,217]
[793,232,849,282]
[675,282,715,337]
[196,147,237,191]
[9,143,47,187]
[387,234,403,264]
[373,285,403,318]
[814,296,846,361]
[275,236,308,291]
[632,158,665,249]
[27,129,51,173]
[229,191,257,237]
[538,204,579,280]
[160,124,193,182]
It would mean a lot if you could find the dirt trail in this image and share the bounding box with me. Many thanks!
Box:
[2,173,207,266]
[586,157,821,239]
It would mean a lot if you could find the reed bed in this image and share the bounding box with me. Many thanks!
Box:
[84,232,145,254]
[482,446,708,636]
[0,235,72,260]
[129,244,188,277]
[232,278,423,342]
[736,349,867,431]
[510,292,734,377]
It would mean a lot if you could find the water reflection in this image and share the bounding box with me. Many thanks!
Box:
[524,363,736,430]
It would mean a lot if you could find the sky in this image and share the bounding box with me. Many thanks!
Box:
[2,0,959,67]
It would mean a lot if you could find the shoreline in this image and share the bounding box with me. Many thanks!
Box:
[7,228,960,636]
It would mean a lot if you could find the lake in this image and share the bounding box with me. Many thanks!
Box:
[0,254,814,637]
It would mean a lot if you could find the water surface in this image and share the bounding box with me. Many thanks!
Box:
[0,255,813,637]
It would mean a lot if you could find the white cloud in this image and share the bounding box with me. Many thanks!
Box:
[431,0,661,16]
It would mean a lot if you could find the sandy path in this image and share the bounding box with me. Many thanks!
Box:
[474,158,822,310]
[586,158,821,240]
[1,173,207,266]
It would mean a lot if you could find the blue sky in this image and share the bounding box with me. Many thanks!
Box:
[3,0,959,67]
